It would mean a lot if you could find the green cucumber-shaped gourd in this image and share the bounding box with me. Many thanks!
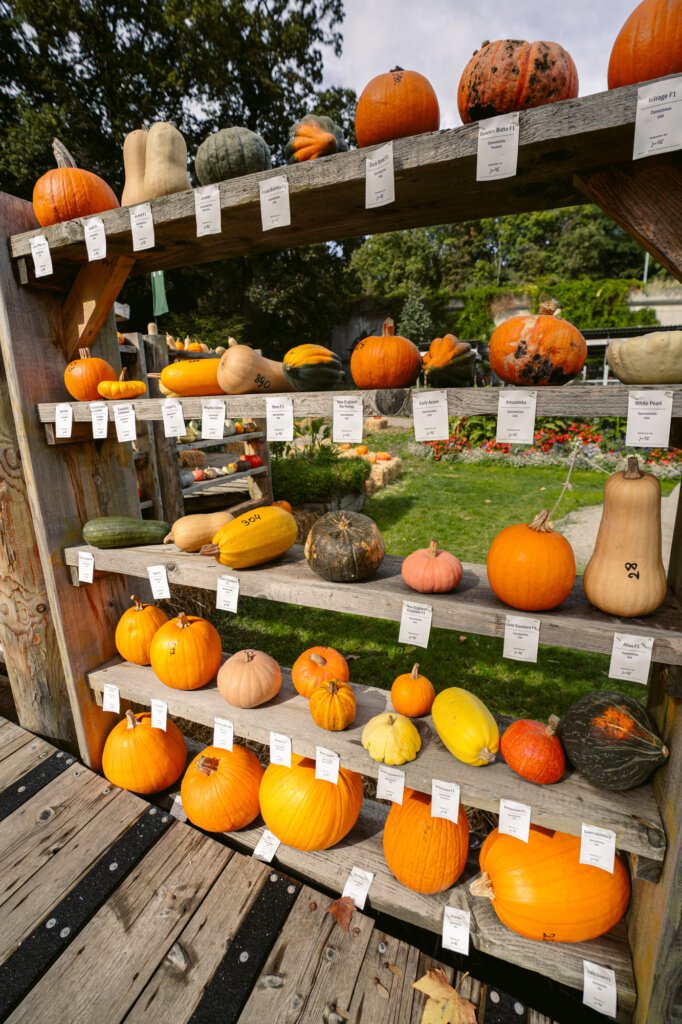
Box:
[82,516,170,549]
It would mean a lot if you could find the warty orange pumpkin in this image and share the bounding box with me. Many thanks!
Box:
[114,595,168,665]
[101,710,186,794]
[489,300,586,386]
[384,789,469,893]
[180,744,263,832]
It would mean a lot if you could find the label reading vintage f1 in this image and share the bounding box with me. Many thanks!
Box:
[442,906,471,955]
[580,823,616,874]
[609,633,654,685]
[496,390,537,444]
[633,78,682,160]
[583,960,617,1018]
[413,390,449,441]
[333,395,364,443]
[266,396,294,441]
[365,142,395,208]
[259,176,291,231]
[194,184,221,237]
[476,112,520,180]
[342,866,374,910]
[54,403,73,439]
[431,779,461,822]
[129,203,155,250]
[30,235,53,277]
[626,390,673,447]
[503,615,540,663]
[398,601,432,648]
[83,216,107,260]
[201,399,226,439]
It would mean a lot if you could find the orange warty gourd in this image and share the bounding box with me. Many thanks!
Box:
[608,0,682,89]
[355,67,440,147]
[217,649,282,708]
[390,663,435,717]
[489,301,586,386]
[150,612,222,690]
[291,646,350,698]
[180,745,263,832]
[401,539,463,594]
[350,319,421,389]
[64,347,117,402]
[33,139,119,227]
[114,595,168,665]
[470,826,631,942]
[487,509,576,611]
[102,710,186,794]
[500,717,566,785]
[383,789,469,893]
[309,678,357,731]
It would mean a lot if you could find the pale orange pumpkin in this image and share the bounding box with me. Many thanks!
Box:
[150,612,222,690]
[101,710,186,794]
[486,510,576,611]
[390,663,435,717]
[309,678,356,731]
[384,789,469,893]
[180,744,263,832]
[355,67,440,147]
[291,646,350,698]
[217,649,282,708]
[401,539,463,593]
[114,595,168,665]
[489,300,586,387]
[608,0,682,89]
[350,319,422,389]
[64,347,117,402]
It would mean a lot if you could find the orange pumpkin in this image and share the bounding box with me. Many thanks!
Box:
[309,678,356,731]
[114,595,168,665]
[487,509,576,611]
[458,40,579,124]
[64,347,117,402]
[350,318,421,389]
[489,300,586,386]
[180,745,263,832]
[101,710,186,794]
[608,0,682,89]
[272,500,294,513]
[384,789,469,893]
[402,539,463,594]
[355,67,440,147]
[291,646,350,698]
[500,717,566,785]
[150,612,222,690]
[390,663,435,717]
[33,139,119,227]
[355,445,369,456]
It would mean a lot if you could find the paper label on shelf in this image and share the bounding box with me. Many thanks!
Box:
[101,684,120,713]
[398,600,432,649]
[608,633,654,686]
[315,746,340,784]
[54,403,73,439]
[147,564,170,600]
[431,779,461,822]
[633,77,682,160]
[83,216,106,260]
[266,395,294,441]
[253,829,281,862]
[269,731,292,767]
[503,615,540,663]
[442,906,470,955]
[90,401,109,439]
[342,866,374,910]
[30,235,53,277]
[580,824,616,874]
[625,390,673,447]
[496,390,537,445]
[216,575,239,613]
[365,141,395,209]
[169,793,187,821]
[476,112,520,181]
[194,184,221,237]
[376,765,405,804]
[583,960,617,1018]
[498,798,531,842]
[201,399,226,440]
[130,203,155,250]
[77,550,95,584]
[213,716,234,751]
[332,395,364,443]
[112,403,137,442]
[150,699,167,731]
[161,398,186,438]
[413,390,449,441]
[259,176,291,231]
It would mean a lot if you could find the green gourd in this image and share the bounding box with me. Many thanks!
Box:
[195,127,271,184]
[82,517,170,549]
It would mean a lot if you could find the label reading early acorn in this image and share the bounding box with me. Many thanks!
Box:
[259,176,291,231]
[398,600,432,649]
[54,403,73,439]
[503,615,540,663]
[496,390,537,445]
[30,235,53,278]
[476,112,520,181]
[633,78,682,160]
[201,399,226,440]
[129,203,155,251]
[194,184,221,237]
[90,401,109,439]
[413,390,449,441]
[333,395,364,444]
[365,141,395,208]
[442,906,471,955]
[342,866,374,910]
[583,961,617,1018]
[626,390,673,447]
[431,779,461,822]
[609,633,654,685]
[77,550,95,584]
[266,396,294,441]
[83,216,107,261]
[498,798,531,842]
[580,823,616,874]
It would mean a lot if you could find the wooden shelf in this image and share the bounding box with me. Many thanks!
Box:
[89,658,665,861]
[180,465,266,497]
[176,432,263,451]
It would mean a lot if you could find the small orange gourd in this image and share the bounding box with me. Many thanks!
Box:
[309,679,356,731]
[114,595,168,665]
[101,710,186,794]
[64,347,117,402]
[150,612,222,690]
[384,789,469,893]
[390,663,435,717]
[487,509,576,611]
[180,745,263,832]
[291,646,350,699]
[97,368,146,400]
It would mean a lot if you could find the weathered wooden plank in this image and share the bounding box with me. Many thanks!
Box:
[244,418,273,504]
[0,734,55,789]
[181,464,267,497]
[60,255,134,359]
[127,335,164,519]
[141,332,185,524]
[345,930,423,1024]
[0,720,32,758]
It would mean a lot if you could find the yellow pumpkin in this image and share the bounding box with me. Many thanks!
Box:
[97,368,146,400]
[200,506,297,569]
[164,511,234,552]
[432,688,499,766]
[361,712,421,765]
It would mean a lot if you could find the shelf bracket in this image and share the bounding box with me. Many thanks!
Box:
[60,254,135,361]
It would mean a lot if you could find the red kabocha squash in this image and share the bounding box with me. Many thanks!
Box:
[470,826,631,942]
[114,595,168,665]
[390,663,435,717]
[458,40,579,124]
[500,717,566,785]
[402,539,463,594]
[291,646,350,699]
[102,710,186,794]
[309,678,357,731]
[350,318,422,389]
[64,347,117,402]
[150,612,222,690]
[487,509,576,611]
[355,67,440,147]
[489,300,586,386]
[33,139,119,227]
[180,745,263,832]
[383,789,469,894]
[608,0,682,89]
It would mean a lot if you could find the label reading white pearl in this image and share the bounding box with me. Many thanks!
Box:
[201,399,226,440]
[376,765,405,804]
[112,402,137,442]
[83,216,106,260]
[608,633,654,686]
[216,575,240,613]
[266,396,294,441]
[332,395,364,444]
[161,398,186,438]
[583,960,617,1018]
[496,390,537,445]
[259,176,291,231]
[269,731,292,767]
[580,824,616,874]
[30,235,53,277]
[90,401,109,439]
[503,615,540,663]
[315,746,340,784]
[213,717,234,751]
[169,793,187,821]
[54,403,73,439]
[413,390,449,442]
[342,866,374,910]
[498,798,531,843]
[253,829,280,862]
[398,600,432,649]
[633,77,682,160]
[129,203,155,250]
[150,699,167,731]
[365,142,395,209]
[431,779,461,822]
[101,684,120,713]
[147,565,170,600]
[442,906,471,955]
[194,184,221,237]
[77,550,95,584]
[476,112,520,181]
[626,390,673,448]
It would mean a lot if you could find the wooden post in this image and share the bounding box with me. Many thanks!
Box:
[127,334,164,520]
[142,332,185,524]
[244,419,273,505]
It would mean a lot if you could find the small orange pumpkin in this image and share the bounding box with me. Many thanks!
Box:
[309,678,357,731]
[64,347,117,402]
[217,649,282,708]
[384,789,469,893]
[350,319,422,389]
[101,710,186,794]
[355,67,440,147]
[33,139,119,227]
[114,595,168,665]
[180,745,263,832]
[489,300,587,386]
[500,717,566,785]
[390,663,435,717]
[355,445,369,455]
[97,368,146,400]
[608,0,682,89]
[291,646,350,699]
[150,612,222,690]
[487,509,576,611]
[402,539,463,594]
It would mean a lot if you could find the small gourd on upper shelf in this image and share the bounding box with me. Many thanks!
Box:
[284,114,348,163]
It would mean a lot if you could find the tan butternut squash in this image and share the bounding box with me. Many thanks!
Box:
[217,339,292,395]
[143,122,191,200]
[121,129,149,206]
[164,511,234,552]
[159,359,223,397]
[583,457,667,617]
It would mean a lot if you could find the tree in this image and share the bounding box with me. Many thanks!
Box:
[397,288,434,346]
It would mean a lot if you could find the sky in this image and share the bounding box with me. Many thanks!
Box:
[321,0,636,128]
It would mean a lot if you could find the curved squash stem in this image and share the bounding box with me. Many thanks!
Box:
[199,543,220,558]
[410,663,420,679]
[309,652,327,667]
[479,746,496,764]
[197,755,220,776]
[386,714,395,726]
[131,594,144,611]
[547,714,560,735]
[326,680,340,695]
[624,456,644,479]
[538,298,561,318]
[118,368,127,382]
[125,710,139,730]
[428,539,439,558]
[52,138,78,168]
[470,871,495,900]
[546,441,581,523]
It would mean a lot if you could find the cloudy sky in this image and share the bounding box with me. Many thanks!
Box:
[322,0,635,127]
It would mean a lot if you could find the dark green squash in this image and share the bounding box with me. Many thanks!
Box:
[82,517,169,549]
[195,127,271,185]
[282,344,344,391]
[304,511,385,582]
[284,114,348,164]
[557,691,668,791]
[423,335,476,387]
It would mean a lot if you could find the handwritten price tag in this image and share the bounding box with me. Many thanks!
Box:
[365,142,394,208]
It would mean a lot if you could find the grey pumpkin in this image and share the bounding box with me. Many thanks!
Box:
[195,127,271,184]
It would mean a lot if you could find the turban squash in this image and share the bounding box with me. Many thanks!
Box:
[285,114,348,162]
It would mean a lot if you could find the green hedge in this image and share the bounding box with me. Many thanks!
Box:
[272,452,371,506]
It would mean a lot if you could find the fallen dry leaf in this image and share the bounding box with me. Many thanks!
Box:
[326,896,355,932]
[374,978,390,999]
[387,963,404,977]
[413,968,477,1024]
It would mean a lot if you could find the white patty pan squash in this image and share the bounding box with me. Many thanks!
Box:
[432,687,500,766]
[607,331,682,385]
[361,712,421,765]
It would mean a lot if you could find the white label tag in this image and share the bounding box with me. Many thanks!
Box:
[342,866,374,910]
[130,203,155,250]
[101,683,120,713]
[365,142,395,208]
[147,565,170,600]
[194,184,221,237]
[580,824,616,874]
[54,403,73,439]
[442,906,471,955]
[476,112,520,180]
[216,575,240,613]
[496,390,537,445]
[161,398,186,439]
[253,829,281,862]
[431,779,461,822]
[609,633,654,685]
[213,716,234,751]
[269,731,292,767]
[376,765,405,804]
[150,699,167,731]
[315,746,340,784]
[626,390,673,447]
[30,235,53,277]
[633,77,682,160]
[503,615,540,663]
[112,402,137,442]
[201,399,226,440]
[266,396,294,441]
[259,176,291,231]
[90,401,109,439]
[83,216,106,260]
[169,793,187,821]
[413,390,449,441]
[77,550,95,584]
[332,395,364,444]
[498,798,531,842]
[398,600,432,648]
[583,960,617,1018]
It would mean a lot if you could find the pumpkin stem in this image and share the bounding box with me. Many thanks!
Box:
[177,612,190,628]
[410,663,420,679]
[78,347,92,360]
[309,652,327,667]
[200,543,220,558]
[538,299,561,318]
[382,318,396,338]
[131,594,144,612]
[227,336,239,348]
[52,138,78,169]
[479,747,496,764]
[470,872,495,900]
[390,66,405,72]
[547,714,560,736]
[528,509,553,533]
[125,710,139,730]
[386,714,395,726]
[244,650,256,662]
[118,368,127,382]
[327,680,340,695]
[624,456,644,480]
[428,539,439,559]
[197,755,220,776]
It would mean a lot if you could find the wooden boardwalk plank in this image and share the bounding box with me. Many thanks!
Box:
[345,930,422,1023]
[0,736,58,791]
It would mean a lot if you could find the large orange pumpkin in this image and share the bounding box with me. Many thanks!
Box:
[608,0,682,89]
[114,595,168,665]
[355,67,440,147]
[350,318,421,389]
[470,826,631,942]
[64,347,118,402]
[489,300,586,386]
[180,744,263,832]
[150,612,222,690]
[33,139,119,227]
[291,646,350,698]
[102,710,186,794]
[457,40,579,124]
[384,789,469,893]
[487,509,576,611]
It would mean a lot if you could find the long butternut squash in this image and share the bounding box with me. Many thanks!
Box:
[217,341,292,395]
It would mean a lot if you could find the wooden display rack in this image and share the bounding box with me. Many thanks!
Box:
[0,77,681,1023]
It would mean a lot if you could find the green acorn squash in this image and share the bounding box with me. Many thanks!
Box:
[282,344,344,391]
[284,114,348,164]
[195,127,271,185]
[423,335,475,387]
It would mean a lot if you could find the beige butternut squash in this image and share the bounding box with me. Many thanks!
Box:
[143,122,191,200]
[583,457,667,617]
[217,339,292,395]
[164,511,234,552]
[121,129,149,206]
